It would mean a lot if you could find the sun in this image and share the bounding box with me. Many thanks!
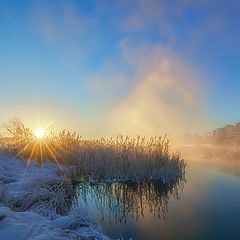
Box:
[34,128,45,140]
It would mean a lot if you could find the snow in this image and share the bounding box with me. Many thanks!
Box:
[0,152,109,240]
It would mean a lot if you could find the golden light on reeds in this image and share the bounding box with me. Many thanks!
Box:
[2,119,64,171]
[2,118,185,184]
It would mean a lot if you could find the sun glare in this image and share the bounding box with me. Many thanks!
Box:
[34,128,45,140]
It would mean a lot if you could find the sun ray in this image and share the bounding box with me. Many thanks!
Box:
[43,120,55,131]
[16,140,33,158]
[29,142,37,160]
[18,142,37,191]
[17,158,31,192]
[11,136,28,146]
[43,142,63,172]
[40,142,43,168]
[50,141,72,156]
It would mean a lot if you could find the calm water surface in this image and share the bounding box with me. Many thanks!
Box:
[74,160,240,240]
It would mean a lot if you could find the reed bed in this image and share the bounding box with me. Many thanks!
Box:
[0,119,185,184]
[71,135,185,183]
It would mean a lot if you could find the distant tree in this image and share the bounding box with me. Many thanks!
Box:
[182,122,240,146]
[3,118,31,139]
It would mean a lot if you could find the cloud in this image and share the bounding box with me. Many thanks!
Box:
[116,0,172,36]
[29,0,99,62]
[30,1,90,40]
[115,0,240,54]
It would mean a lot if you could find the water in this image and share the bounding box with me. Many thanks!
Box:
[74,159,240,239]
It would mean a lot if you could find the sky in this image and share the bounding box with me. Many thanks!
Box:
[0,0,240,137]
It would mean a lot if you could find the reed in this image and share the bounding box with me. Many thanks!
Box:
[0,119,185,184]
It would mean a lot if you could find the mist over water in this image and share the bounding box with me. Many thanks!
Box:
[79,45,207,138]
[109,46,205,137]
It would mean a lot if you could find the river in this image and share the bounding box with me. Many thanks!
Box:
[74,155,240,239]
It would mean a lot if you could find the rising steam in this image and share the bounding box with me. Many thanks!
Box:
[107,45,205,137]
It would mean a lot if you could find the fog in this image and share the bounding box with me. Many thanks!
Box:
[108,45,205,137]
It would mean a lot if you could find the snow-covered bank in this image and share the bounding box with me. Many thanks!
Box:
[0,153,109,240]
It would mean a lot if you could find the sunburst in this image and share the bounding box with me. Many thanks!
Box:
[8,118,68,190]
[34,128,45,140]
[16,120,59,168]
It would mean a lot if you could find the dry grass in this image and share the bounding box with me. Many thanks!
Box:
[0,180,73,216]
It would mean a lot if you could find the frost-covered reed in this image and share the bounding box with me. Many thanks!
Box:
[70,135,185,184]
[0,119,185,184]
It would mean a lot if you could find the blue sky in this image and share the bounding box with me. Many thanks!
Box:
[0,0,240,136]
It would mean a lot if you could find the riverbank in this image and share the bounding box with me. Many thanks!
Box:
[0,152,109,240]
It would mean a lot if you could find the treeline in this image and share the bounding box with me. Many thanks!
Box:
[181,122,240,146]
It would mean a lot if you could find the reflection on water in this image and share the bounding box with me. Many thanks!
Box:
[74,180,185,224]
[73,159,240,240]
